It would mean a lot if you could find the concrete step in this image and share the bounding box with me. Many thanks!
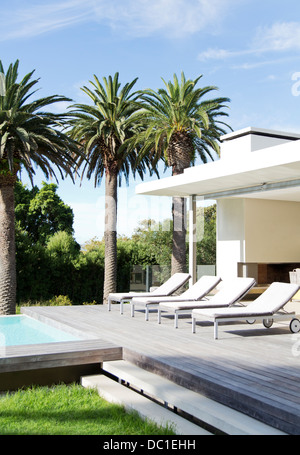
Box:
[81,374,210,435]
[101,360,286,436]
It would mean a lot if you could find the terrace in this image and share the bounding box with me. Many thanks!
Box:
[1,302,299,435]
[2,126,300,435]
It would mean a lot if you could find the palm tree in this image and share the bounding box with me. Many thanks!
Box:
[0,59,79,315]
[68,73,153,304]
[133,72,231,275]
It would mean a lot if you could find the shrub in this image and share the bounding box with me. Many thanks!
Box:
[47,295,72,306]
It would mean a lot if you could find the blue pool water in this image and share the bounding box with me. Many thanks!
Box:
[0,315,80,346]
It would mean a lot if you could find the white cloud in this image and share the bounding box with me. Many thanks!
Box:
[1,0,94,41]
[198,47,254,61]
[198,21,300,62]
[1,0,237,41]
[95,0,231,38]
[253,22,300,52]
[232,55,297,70]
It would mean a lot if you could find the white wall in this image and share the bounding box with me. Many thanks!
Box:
[216,198,245,279]
[244,199,300,262]
[220,127,300,161]
[221,134,296,160]
[216,197,300,279]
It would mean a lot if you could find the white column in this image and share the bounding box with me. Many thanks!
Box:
[216,198,245,279]
[189,195,197,285]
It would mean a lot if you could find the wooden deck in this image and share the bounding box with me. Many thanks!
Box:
[8,303,300,434]
[0,316,122,391]
[0,339,122,373]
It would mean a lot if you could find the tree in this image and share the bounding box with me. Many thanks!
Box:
[0,59,79,314]
[131,219,172,268]
[197,204,216,266]
[68,73,154,304]
[132,72,231,275]
[46,231,80,297]
[15,223,50,302]
[15,181,74,245]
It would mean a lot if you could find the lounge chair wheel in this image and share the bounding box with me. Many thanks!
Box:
[246,319,256,324]
[290,318,300,333]
[263,318,273,328]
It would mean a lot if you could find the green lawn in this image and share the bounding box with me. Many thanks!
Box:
[0,383,176,435]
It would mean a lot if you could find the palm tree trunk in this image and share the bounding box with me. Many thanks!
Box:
[0,178,17,314]
[103,167,118,304]
[169,134,191,276]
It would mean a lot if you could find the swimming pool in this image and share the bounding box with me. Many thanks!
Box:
[0,314,80,347]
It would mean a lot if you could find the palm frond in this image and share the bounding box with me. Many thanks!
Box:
[67,72,154,187]
[136,71,231,172]
[0,59,81,184]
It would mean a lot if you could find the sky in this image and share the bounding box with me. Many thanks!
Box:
[1,0,300,244]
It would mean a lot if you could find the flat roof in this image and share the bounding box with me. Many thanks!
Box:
[136,130,300,201]
[220,126,300,142]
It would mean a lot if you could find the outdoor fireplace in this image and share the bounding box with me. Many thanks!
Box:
[238,262,300,285]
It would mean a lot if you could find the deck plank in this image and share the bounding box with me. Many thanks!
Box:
[1,337,122,373]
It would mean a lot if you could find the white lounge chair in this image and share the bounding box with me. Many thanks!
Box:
[157,277,256,328]
[130,275,222,320]
[107,272,190,313]
[191,282,300,339]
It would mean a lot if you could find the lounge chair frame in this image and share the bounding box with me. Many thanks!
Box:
[192,311,298,340]
[130,275,222,320]
[107,273,190,313]
[191,282,300,339]
[157,277,256,328]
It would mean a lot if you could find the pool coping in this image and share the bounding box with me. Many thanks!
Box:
[0,309,123,380]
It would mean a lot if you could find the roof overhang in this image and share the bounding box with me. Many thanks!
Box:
[136,134,300,201]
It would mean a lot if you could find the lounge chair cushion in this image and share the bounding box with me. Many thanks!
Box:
[108,273,190,303]
[193,282,300,319]
[160,277,256,311]
[131,275,222,306]
[150,273,191,295]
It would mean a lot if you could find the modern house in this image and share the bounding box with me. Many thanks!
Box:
[135,127,300,289]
